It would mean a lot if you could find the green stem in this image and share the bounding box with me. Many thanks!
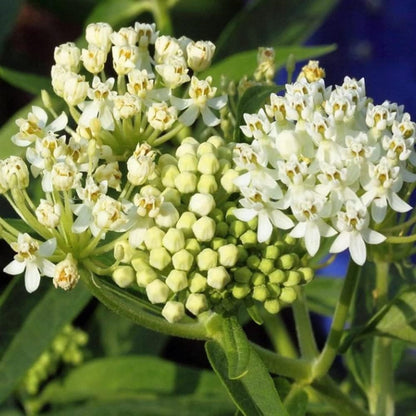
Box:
[151,0,173,35]
[368,261,394,416]
[263,313,298,358]
[312,260,360,379]
[385,233,416,244]
[292,286,319,359]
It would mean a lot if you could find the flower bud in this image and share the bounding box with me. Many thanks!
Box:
[81,45,107,74]
[264,299,281,314]
[185,238,201,256]
[155,202,179,228]
[52,161,79,191]
[215,222,228,237]
[234,266,251,283]
[268,269,286,284]
[207,135,224,148]
[220,169,239,193]
[149,247,172,270]
[218,244,239,267]
[197,142,217,156]
[36,199,61,229]
[239,230,258,246]
[62,73,89,106]
[174,172,197,193]
[252,272,266,286]
[284,270,302,287]
[263,245,280,260]
[162,228,185,253]
[232,283,251,299]
[172,249,194,271]
[175,141,198,158]
[186,293,209,316]
[53,254,79,291]
[161,164,180,188]
[166,269,188,292]
[189,272,207,293]
[161,187,181,206]
[186,40,215,72]
[258,258,275,275]
[252,285,268,302]
[197,153,220,174]
[211,237,227,250]
[147,102,177,131]
[3,156,29,189]
[207,266,230,290]
[247,254,261,270]
[146,279,170,303]
[85,22,113,51]
[162,301,185,323]
[114,240,136,263]
[136,266,157,287]
[54,42,81,71]
[112,265,135,288]
[229,220,248,238]
[279,287,297,304]
[176,211,197,237]
[189,193,215,216]
[196,248,218,271]
[131,252,150,271]
[267,283,281,297]
[278,253,299,270]
[158,153,177,167]
[192,216,216,242]
[197,174,218,193]
[299,267,314,283]
[144,227,165,250]
[178,153,198,172]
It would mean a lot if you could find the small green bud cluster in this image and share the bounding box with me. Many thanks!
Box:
[21,325,88,395]
[114,137,314,322]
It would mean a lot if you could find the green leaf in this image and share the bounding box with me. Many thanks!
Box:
[206,340,289,416]
[42,397,234,416]
[233,84,281,143]
[205,44,336,87]
[375,289,416,343]
[305,276,344,317]
[0,283,91,404]
[0,66,52,95]
[214,0,339,60]
[37,355,229,406]
[221,317,251,379]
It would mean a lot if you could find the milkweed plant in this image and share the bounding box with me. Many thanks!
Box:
[1,11,416,416]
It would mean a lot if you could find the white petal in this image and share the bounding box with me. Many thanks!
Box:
[170,96,191,111]
[349,232,366,265]
[290,222,306,238]
[208,95,227,110]
[362,228,386,245]
[329,232,350,254]
[32,106,48,126]
[41,259,56,278]
[388,192,412,213]
[100,106,115,130]
[47,112,68,132]
[39,238,57,257]
[179,105,199,126]
[25,262,41,293]
[79,102,98,127]
[3,259,26,275]
[128,227,146,248]
[371,198,387,223]
[269,210,294,230]
[201,106,220,127]
[233,208,257,222]
[304,221,321,256]
[257,211,272,242]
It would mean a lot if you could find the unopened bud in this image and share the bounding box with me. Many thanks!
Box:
[299,267,314,283]
[114,240,135,263]
[166,269,188,292]
[284,270,302,287]
[136,266,157,287]
[192,216,216,242]
[162,228,185,253]
[178,153,198,172]
[188,193,215,216]
[197,174,218,193]
[155,202,179,228]
[207,266,230,290]
[172,249,194,271]
[264,299,281,314]
[189,272,207,293]
[149,247,171,270]
[252,272,266,286]
[268,269,286,284]
[278,253,299,270]
[252,285,268,302]
[186,293,209,316]
[232,283,251,299]
[197,142,217,156]
[176,211,197,237]
[279,287,297,304]
[258,258,274,275]
[220,169,239,193]
[239,229,257,246]
[112,265,135,288]
[197,153,220,174]
[144,227,165,250]
[174,172,197,193]
[162,301,185,323]
[146,279,170,303]
[196,248,218,271]
[229,220,247,238]
[161,164,179,187]
[234,266,252,283]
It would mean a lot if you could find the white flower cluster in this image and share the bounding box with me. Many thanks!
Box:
[235,75,416,264]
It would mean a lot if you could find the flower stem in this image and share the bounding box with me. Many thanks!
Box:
[385,233,416,244]
[368,261,394,416]
[312,260,360,379]
[263,313,298,358]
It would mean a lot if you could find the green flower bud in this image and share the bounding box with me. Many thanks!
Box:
[239,229,257,246]
[225,206,237,223]
[162,301,185,323]
[144,226,165,250]
[163,228,185,253]
[207,135,224,148]
[252,272,266,286]
[284,270,302,287]
[166,269,188,292]
[258,258,275,275]
[196,248,218,271]
[197,174,218,193]
[247,216,258,231]
[161,187,181,206]
[146,279,170,303]
[114,240,135,263]
[279,287,297,304]
[234,266,252,283]
[185,238,201,256]
[232,283,251,299]
[278,253,299,270]
[186,293,209,316]
[197,152,220,174]
[176,140,197,157]
[237,245,248,262]
[218,244,239,267]
[172,249,194,271]
[220,169,239,193]
[112,266,135,288]
[197,142,217,156]
[149,247,172,270]
[161,164,179,187]
[207,266,230,290]
[158,153,177,167]
[263,245,280,260]
[192,216,216,242]
[189,193,215,216]
[136,266,158,287]
[230,220,248,238]
[218,158,232,175]
[131,252,150,271]
[298,267,314,283]
[155,202,179,228]
[264,299,281,314]
[215,221,229,237]
[211,237,227,250]
[247,254,261,270]
[267,283,281,297]
[174,171,198,193]
[268,269,286,284]
[284,235,297,246]
[252,285,268,302]
[178,153,198,172]
[176,211,197,237]
[189,272,207,293]
[227,236,238,245]
[210,208,224,222]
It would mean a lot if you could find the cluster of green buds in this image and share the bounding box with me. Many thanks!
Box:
[21,325,87,395]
